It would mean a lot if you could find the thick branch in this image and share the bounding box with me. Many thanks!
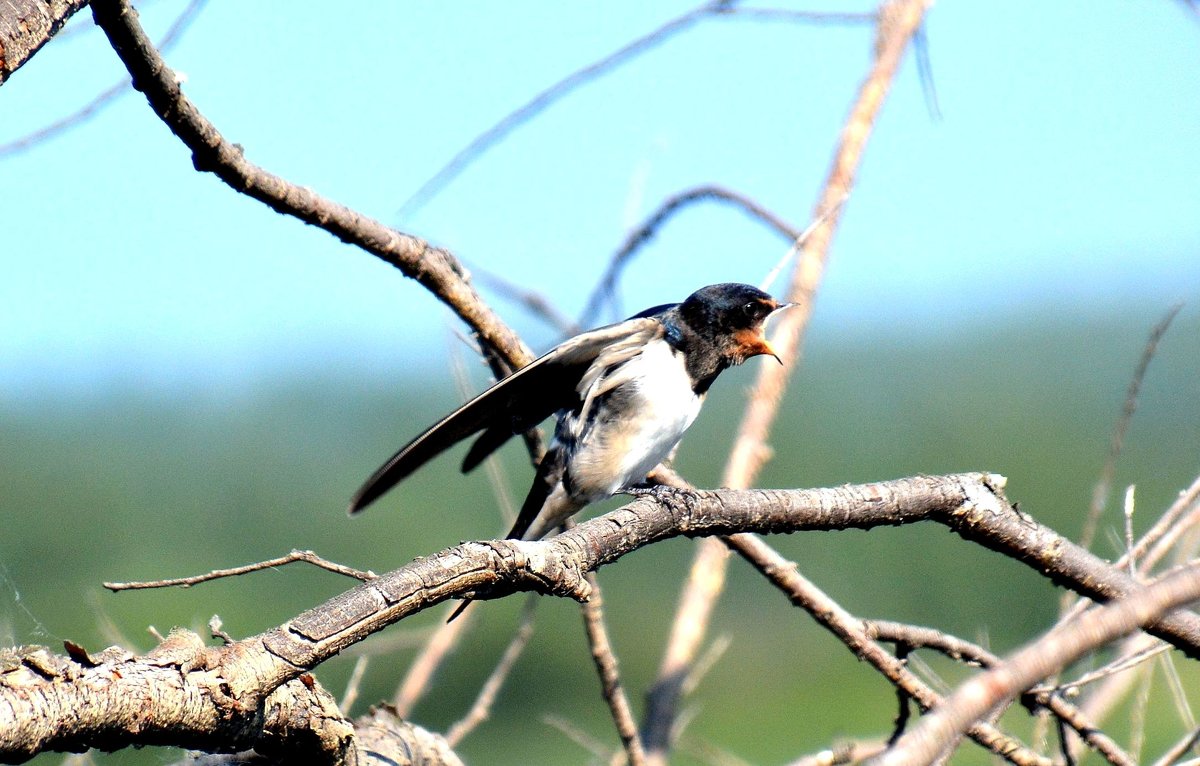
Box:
[10,473,1200,761]
[0,0,90,84]
[89,0,532,368]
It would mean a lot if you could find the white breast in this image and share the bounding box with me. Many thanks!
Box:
[566,338,702,499]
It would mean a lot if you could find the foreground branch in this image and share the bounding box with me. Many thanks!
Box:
[879,562,1200,766]
[7,473,1200,762]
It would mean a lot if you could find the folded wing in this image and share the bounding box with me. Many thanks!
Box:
[347,315,667,514]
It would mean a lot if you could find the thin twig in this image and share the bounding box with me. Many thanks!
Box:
[544,714,612,760]
[862,621,1135,766]
[1152,726,1200,766]
[719,7,877,25]
[1029,641,1170,695]
[393,601,475,717]
[1161,650,1197,730]
[445,597,537,747]
[878,562,1200,766]
[396,1,732,217]
[580,184,802,326]
[643,3,930,760]
[0,0,208,158]
[103,549,374,591]
[725,533,1051,766]
[340,655,369,714]
[785,739,888,766]
[1079,303,1183,552]
[475,267,581,336]
[581,571,647,765]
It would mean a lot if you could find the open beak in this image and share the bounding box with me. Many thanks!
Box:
[759,302,797,365]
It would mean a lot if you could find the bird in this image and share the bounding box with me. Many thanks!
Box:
[348,283,790,610]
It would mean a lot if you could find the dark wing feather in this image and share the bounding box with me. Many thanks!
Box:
[347,317,664,514]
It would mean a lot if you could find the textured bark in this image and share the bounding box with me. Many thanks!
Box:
[0,0,90,84]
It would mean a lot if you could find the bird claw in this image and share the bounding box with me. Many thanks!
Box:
[624,484,687,502]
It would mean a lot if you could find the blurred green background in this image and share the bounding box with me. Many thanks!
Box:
[3,309,1198,764]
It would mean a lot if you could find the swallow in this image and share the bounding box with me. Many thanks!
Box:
[349,283,789,607]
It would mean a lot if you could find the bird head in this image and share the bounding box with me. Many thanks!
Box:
[678,283,793,366]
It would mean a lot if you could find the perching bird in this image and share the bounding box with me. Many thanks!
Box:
[349,282,789,546]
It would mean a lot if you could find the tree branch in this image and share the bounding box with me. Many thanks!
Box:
[12,473,1200,761]
[0,0,91,85]
[878,562,1200,766]
[645,2,931,758]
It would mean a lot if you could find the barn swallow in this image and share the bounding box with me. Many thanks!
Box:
[349,283,790,607]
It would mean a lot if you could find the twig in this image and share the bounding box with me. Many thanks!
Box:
[877,562,1200,766]
[475,267,581,336]
[1030,640,1170,695]
[724,532,1050,766]
[1079,303,1182,552]
[1161,650,1197,729]
[1133,474,1200,575]
[0,0,208,158]
[643,3,930,760]
[1152,726,1200,766]
[719,8,877,25]
[758,196,847,293]
[1130,661,1155,764]
[544,714,611,760]
[340,655,369,715]
[866,621,1135,766]
[396,1,741,218]
[393,601,475,717]
[444,597,537,747]
[103,549,375,590]
[786,739,888,766]
[90,0,533,372]
[580,184,801,326]
[581,571,646,765]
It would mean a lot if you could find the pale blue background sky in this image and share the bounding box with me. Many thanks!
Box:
[1,2,1197,397]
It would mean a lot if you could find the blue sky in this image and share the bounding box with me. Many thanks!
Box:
[1,2,1197,396]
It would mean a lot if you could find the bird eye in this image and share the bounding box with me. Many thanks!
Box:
[742,301,757,317]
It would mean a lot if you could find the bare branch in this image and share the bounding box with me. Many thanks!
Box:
[645,2,931,757]
[396,1,735,218]
[726,532,1049,766]
[580,571,646,765]
[90,0,533,370]
[580,184,802,326]
[103,549,375,591]
[392,601,476,717]
[0,0,91,85]
[475,267,581,337]
[444,597,537,747]
[865,620,1136,766]
[1080,302,1183,551]
[11,473,1200,761]
[878,563,1200,766]
[1151,725,1200,766]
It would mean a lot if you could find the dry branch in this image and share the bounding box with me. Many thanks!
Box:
[10,473,1200,762]
[644,2,930,758]
[879,562,1200,766]
[0,0,90,84]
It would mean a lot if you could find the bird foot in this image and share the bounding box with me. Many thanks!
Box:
[624,484,690,503]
